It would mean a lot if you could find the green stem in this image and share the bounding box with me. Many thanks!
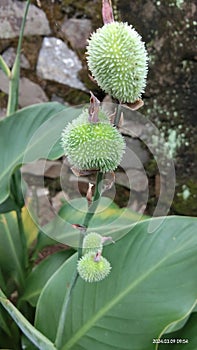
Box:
[6,0,31,269]
[54,172,104,348]
[0,55,11,78]
[54,103,120,348]
[16,207,28,268]
[114,101,122,127]
[7,0,31,116]
[78,171,104,258]
[83,172,104,227]
[0,289,57,350]
[11,170,28,270]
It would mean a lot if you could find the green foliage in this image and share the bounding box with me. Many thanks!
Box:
[41,196,143,247]
[0,102,80,206]
[35,216,197,350]
[0,212,25,290]
[0,0,196,349]
[21,250,75,307]
[158,312,197,350]
[0,289,56,350]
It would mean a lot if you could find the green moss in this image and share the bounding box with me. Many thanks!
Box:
[173,180,197,216]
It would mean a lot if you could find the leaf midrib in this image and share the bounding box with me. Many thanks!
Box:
[62,237,195,350]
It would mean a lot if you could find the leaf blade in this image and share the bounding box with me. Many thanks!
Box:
[35,216,197,350]
[0,102,80,204]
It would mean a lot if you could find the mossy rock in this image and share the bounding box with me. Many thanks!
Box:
[173,180,197,216]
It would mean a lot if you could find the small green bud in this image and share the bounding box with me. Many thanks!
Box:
[77,252,111,283]
[61,109,125,172]
[83,232,103,254]
[87,22,148,103]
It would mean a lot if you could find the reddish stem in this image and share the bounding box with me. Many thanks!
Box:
[102,0,114,24]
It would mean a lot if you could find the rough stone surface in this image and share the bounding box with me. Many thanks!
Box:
[36,37,86,91]
[18,77,49,107]
[120,117,146,139]
[0,0,51,39]
[119,1,197,185]
[62,18,92,49]
[128,169,148,192]
[116,170,148,192]
[120,137,149,170]
[0,109,6,119]
[2,47,30,69]
[52,191,70,212]
[22,160,61,178]
[0,71,48,107]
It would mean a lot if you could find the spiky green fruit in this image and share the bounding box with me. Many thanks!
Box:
[77,252,111,283]
[61,109,125,172]
[83,232,103,254]
[87,22,148,103]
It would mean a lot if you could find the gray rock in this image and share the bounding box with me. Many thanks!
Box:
[0,0,51,39]
[62,18,92,49]
[19,77,48,107]
[0,70,10,94]
[22,160,61,178]
[120,137,149,170]
[36,37,86,91]
[127,169,148,192]
[0,109,6,119]
[52,191,70,212]
[0,71,48,107]
[116,169,148,192]
[2,47,30,69]
[120,119,145,138]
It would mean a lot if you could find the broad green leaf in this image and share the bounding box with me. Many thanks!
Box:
[0,171,26,214]
[21,250,75,307]
[31,231,58,260]
[41,197,144,247]
[193,304,197,312]
[35,216,197,350]
[158,313,197,350]
[0,102,80,205]
[0,195,18,213]
[0,212,25,288]
[163,301,196,334]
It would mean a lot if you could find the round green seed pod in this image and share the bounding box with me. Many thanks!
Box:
[87,22,148,103]
[77,252,111,283]
[83,232,103,254]
[61,109,125,173]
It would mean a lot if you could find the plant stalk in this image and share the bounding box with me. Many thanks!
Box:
[114,101,122,127]
[78,171,104,258]
[16,208,28,268]
[54,172,104,348]
[6,0,31,270]
[55,97,122,347]
[7,0,31,116]
[54,104,121,347]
